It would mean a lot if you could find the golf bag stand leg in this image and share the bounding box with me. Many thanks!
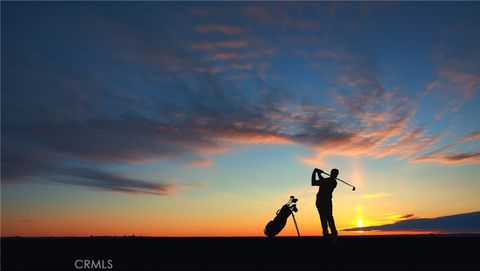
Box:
[291,212,300,237]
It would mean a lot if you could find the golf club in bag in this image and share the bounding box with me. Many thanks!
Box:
[264,196,300,237]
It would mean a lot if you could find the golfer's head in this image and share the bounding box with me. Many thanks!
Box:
[330,168,339,178]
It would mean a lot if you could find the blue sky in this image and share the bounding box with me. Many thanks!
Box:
[1,2,479,236]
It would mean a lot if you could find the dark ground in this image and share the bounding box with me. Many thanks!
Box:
[2,235,479,271]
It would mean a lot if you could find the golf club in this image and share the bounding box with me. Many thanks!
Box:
[320,170,356,191]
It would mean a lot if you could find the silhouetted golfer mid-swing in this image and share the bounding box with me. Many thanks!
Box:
[311,168,338,236]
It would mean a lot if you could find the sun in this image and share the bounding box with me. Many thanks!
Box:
[357,219,364,228]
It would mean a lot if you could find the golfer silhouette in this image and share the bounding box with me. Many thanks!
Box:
[311,168,338,236]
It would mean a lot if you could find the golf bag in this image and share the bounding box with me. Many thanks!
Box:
[264,196,300,237]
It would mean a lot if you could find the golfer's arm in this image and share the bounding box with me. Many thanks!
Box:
[311,170,320,186]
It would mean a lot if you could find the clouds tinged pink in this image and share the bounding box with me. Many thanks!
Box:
[411,131,480,165]
[190,40,249,50]
[196,24,244,35]
[2,2,478,197]
[425,26,480,119]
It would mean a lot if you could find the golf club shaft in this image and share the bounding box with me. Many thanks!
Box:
[320,171,355,188]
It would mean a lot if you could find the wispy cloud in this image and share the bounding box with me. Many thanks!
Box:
[51,167,205,196]
[425,25,480,119]
[205,52,240,61]
[295,50,443,163]
[196,24,244,35]
[2,2,477,197]
[243,3,324,31]
[439,68,479,98]
[186,158,214,168]
[412,131,480,165]
[412,151,480,165]
[190,40,249,50]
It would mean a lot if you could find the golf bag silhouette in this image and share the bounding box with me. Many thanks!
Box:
[264,196,300,237]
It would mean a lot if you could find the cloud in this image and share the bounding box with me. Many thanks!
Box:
[439,68,479,98]
[196,24,243,35]
[50,167,205,196]
[423,80,440,96]
[231,63,253,70]
[223,74,256,80]
[378,213,417,225]
[425,25,480,118]
[343,212,480,233]
[462,131,480,142]
[190,40,249,50]
[411,131,480,164]
[401,214,415,219]
[3,119,223,164]
[206,52,240,61]
[186,158,214,168]
[243,3,325,31]
[1,116,293,183]
[294,50,443,162]
[2,2,476,197]
[1,9,286,189]
[412,151,480,165]
[1,146,50,183]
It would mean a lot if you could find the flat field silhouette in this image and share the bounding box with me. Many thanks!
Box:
[2,235,478,271]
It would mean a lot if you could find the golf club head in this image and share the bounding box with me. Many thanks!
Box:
[291,204,298,212]
[352,187,356,191]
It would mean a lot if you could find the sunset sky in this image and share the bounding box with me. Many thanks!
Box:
[2,2,479,237]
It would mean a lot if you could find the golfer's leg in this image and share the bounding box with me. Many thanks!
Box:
[320,214,329,236]
[317,204,329,236]
[326,201,338,236]
[319,211,329,236]
[327,216,338,236]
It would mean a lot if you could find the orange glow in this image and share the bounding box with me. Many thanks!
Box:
[220,130,292,145]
